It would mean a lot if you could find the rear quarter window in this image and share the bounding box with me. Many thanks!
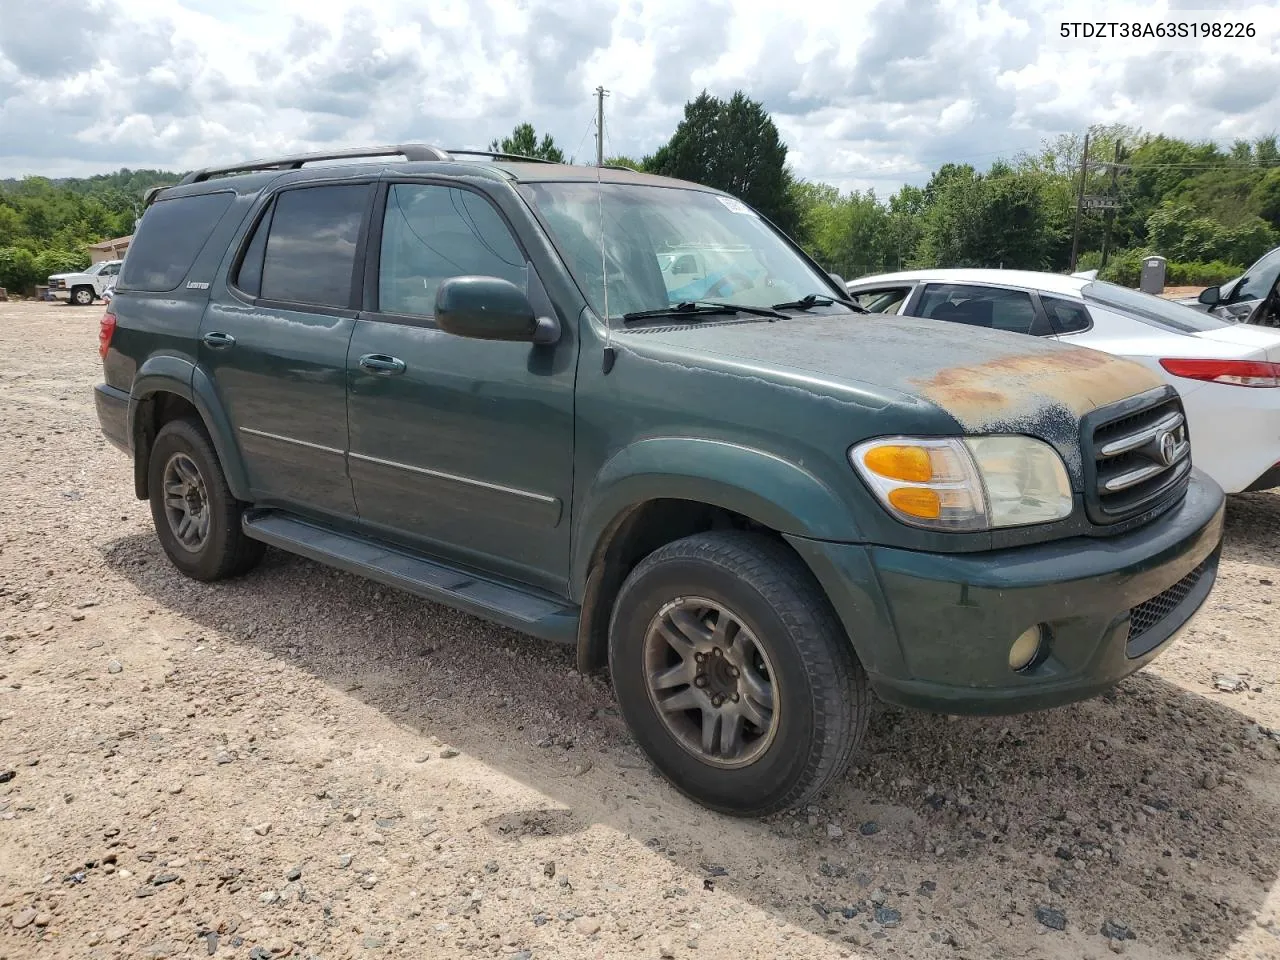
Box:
[1041,294,1092,334]
[120,192,235,292]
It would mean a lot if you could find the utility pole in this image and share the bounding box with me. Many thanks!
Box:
[1069,129,1091,272]
[594,86,609,167]
[1100,138,1123,269]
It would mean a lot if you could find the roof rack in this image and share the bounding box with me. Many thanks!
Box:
[444,149,557,165]
[177,143,454,186]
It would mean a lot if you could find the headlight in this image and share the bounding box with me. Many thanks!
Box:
[850,436,1073,531]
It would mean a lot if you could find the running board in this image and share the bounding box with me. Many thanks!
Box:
[241,510,579,645]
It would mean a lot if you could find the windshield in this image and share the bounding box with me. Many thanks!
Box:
[1236,246,1280,302]
[1081,280,1231,333]
[84,262,106,276]
[524,182,837,320]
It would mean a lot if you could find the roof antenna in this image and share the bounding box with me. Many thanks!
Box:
[595,85,616,375]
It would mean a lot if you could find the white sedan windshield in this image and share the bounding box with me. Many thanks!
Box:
[524,182,834,319]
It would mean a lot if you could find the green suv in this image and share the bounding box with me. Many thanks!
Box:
[94,144,1224,816]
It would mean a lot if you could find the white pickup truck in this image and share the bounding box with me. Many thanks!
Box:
[47,260,123,305]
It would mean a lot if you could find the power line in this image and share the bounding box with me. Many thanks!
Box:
[1118,159,1280,169]
[808,154,1280,184]
[811,141,1280,181]
[569,109,597,166]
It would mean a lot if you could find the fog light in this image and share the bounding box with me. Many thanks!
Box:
[1009,625,1047,672]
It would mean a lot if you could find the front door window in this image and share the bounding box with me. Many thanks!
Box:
[378,184,527,317]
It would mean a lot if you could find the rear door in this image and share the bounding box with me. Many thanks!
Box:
[344,179,578,593]
[200,181,374,519]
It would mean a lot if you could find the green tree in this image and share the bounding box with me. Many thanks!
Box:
[34,248,88,279]
[0,204,23,247]
[1249,168,1280,230]
[603,155,642,170]
[790,180,894,278]
[0,247,40,292]
[646,90,800,234]
[1146,201,1276,264]
[488,123,566,162]
[915,163,1055,269]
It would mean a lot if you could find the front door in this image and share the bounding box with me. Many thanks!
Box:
[200,182,374,518]
[345,181,578,593]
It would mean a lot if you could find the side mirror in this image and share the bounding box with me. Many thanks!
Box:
[1197,285,1221,306]
[828,271,847,290]
[434,276,560,345]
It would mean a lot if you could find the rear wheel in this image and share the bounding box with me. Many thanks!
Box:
[147,417,264,581]
[608,530,868,816]
[71,286,95,305]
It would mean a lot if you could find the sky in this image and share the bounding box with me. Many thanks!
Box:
[1,0,1278,193]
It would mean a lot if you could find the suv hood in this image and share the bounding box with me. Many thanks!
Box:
[618,312,1164,434]
[47,272,87,281]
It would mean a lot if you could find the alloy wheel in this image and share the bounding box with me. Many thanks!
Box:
[161,452,211,552]
[641,596,780,768]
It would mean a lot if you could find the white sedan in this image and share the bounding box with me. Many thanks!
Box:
[844,268,1280,494]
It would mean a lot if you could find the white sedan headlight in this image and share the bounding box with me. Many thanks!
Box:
[850,436,1074,531]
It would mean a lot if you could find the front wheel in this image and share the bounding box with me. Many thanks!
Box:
[608,531,868,816]
[71,286,95,306]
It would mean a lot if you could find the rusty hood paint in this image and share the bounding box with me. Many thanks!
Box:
[618,312,1165,434]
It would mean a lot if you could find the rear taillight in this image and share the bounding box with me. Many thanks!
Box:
[1159,357,1280,387]
[99,309,116,359]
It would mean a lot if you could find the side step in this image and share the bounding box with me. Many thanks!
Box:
[242,510,579,645]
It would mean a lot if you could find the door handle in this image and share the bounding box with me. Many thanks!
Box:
[201,331,236,350]
[358,354,406,375]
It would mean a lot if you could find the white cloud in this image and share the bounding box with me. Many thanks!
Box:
[0,0,1277,190]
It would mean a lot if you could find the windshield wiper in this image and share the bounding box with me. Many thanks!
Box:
[771,293,868,313]
[622,300,788,324]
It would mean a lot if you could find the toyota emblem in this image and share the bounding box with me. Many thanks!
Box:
[1157,430,1178,466]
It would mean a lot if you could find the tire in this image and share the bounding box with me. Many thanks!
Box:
[71,286,95,306]
[147,417,265,581]
[608,530,868,816]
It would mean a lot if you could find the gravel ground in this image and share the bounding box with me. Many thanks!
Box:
[2,299,1279,960]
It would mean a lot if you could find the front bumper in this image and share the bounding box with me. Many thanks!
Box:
[94,383,131,454]
[786,469,1225,715]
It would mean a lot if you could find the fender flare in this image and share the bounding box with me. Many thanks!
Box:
[128,357,250,501]
[571,437,863,595]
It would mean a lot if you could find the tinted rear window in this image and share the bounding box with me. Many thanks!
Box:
[1081,280,1230,333]
[1041,294,1092,334]
[120,192,234,292]
[260,184,370,308]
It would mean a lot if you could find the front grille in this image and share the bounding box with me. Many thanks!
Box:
[1127,560,1207,655]
[1086,394,1192,524]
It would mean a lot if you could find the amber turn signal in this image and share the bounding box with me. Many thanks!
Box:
[886,486,941,519]
[862,444,932,483]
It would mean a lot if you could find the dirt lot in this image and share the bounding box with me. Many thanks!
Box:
[1160,286,1207,301]
[2,299,1279,960]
